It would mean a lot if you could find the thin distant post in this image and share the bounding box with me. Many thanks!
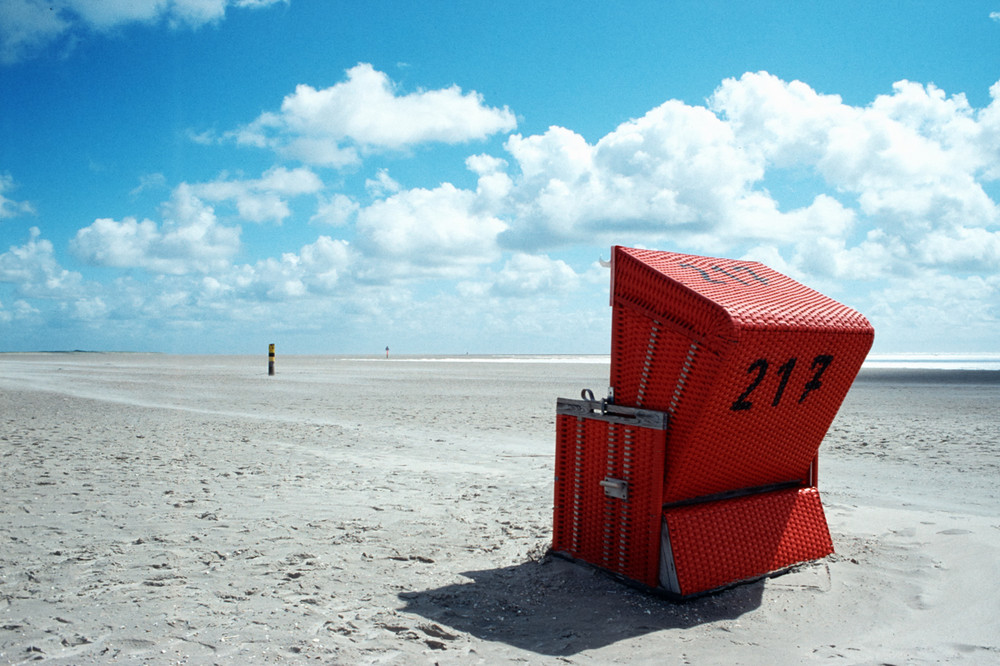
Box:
[268,343,275,376]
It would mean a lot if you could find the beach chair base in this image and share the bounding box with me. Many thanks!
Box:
[553,398,834,598]
[659,486,833,597]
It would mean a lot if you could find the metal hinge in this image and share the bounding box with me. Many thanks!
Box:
[600,477,628,500]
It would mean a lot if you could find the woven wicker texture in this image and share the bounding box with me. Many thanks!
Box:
[662,486,833,596]
[552,413,665,587]
[610,302,718,414]
[613,246,872,334]
[609,246,874,503]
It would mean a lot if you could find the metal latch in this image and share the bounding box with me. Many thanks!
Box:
[581,387,616,415]
[600,477,628,500]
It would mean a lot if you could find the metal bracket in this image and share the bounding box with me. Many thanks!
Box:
[600,477,629,500]
[556,396,670,430]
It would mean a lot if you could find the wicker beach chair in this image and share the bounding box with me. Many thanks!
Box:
[553,246,874,597]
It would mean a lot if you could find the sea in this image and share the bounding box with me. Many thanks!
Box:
[348,353,1000,371]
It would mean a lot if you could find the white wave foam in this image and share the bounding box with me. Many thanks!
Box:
[863,354,1000,371]
[347,355,611,364]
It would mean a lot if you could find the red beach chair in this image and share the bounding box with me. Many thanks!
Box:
[553,246,873,597]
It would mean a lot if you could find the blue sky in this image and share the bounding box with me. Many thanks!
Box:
[1,1,999,354]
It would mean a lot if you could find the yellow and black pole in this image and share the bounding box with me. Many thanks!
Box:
[268,343,275,376]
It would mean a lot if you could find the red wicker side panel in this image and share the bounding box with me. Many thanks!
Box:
[611,247,729,344]
[553,414,604,558]
[661,328,872,502]
[552,413,578,555]
[615,424,667,586]
[553,414,665,587]
[610,302,714,412]
[662,487,833,597]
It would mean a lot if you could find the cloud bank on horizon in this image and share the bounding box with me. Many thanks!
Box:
[1,2,999,354]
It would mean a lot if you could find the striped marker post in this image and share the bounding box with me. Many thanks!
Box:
[268,343,275,376]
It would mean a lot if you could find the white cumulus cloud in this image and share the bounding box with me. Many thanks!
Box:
[866,271,1000,350]
[355,182,506,280]
[488,253,579,298]
[311,193,359,226]
[0,0,287,63]
[0,227,82,297]
[71,184,241,274]
[712,73,999,232]
[234,63,517,167]
[190,166,323,224]
[0,172,35,218]
[492,72,1000,289]
[364,169,402,198]
[0,298,40,323]
[248,235,353,299]
[498,100,793,248]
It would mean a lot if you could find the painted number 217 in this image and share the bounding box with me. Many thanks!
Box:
[730,354,833,411]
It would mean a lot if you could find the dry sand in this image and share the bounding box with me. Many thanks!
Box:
[1,353,998,665]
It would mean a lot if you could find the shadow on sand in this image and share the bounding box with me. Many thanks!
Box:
[398,556,764,656]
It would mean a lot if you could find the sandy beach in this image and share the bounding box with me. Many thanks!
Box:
[1,353,998,665]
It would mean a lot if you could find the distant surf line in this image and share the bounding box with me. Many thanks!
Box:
[346,355,611,364]
[863,354,1000,371]
[343,353,1000,370]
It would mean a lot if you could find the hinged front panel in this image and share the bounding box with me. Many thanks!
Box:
[553,409,667,587]
[660,486,834,596]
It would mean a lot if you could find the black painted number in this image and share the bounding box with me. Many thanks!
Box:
[680,263,769,286]
[730,359,768,411]
[772,357,797,406]
[798,354,833,404]
[730,354,834,412]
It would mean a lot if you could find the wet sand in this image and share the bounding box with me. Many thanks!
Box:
[1,354,998,664]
